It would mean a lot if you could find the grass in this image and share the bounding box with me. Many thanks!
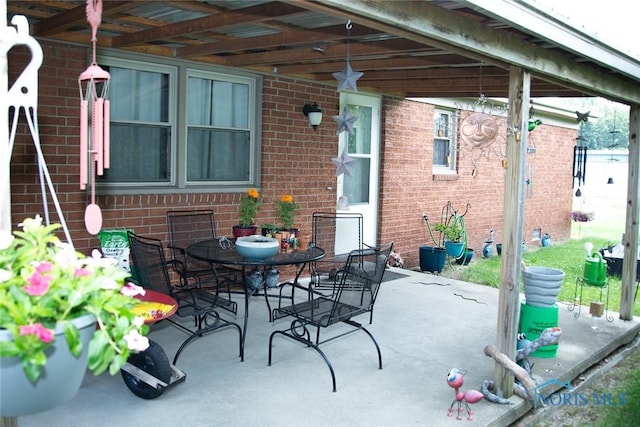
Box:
[454,225,639,316]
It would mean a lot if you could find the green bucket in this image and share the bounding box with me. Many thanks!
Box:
[519,301,559,358]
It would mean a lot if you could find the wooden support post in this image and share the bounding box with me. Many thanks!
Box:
[620,105,640,320]
[494,66,530,397]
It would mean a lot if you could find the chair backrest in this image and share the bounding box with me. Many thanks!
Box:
[311,212,363,278]
[166,209,217,272]
[312,212,363,257]
[331,242,393,322]
[127,231,174,296]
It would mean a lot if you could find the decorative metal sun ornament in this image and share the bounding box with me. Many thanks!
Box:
[332,20,363,92]
[456,92,507,177]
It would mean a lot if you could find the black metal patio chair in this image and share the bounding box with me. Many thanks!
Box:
[127,231,244,363]
[307,212,364,297]
[269,242,393,392]
[166,209,239,314]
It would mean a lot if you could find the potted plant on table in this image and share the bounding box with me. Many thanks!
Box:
[234,188,261,237]
[0,215,149,417]
[276,194,299,231]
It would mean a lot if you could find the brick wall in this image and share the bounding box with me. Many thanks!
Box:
[8,39,574,270]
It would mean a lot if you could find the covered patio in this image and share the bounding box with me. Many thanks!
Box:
[18,268,640,426]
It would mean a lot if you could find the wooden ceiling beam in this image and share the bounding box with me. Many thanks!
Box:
[33,1,146,37]
[226,39,434,67]
[177,23,384,57]
[274,55,478,74]
[112,2,307,48]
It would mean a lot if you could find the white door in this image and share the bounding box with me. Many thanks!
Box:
[336,92,381,247]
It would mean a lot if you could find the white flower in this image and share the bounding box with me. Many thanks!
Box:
[132,316,145,328]
[95,275,119,290]
[121,282,146,297]
[0,268,12,282]
[0,229,14,250]
[124,330,149,352]
[19,215,43,231]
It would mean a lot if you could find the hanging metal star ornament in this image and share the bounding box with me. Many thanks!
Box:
[332,20,363,92]
[333,106,358,134]
[333,61,363,92]
[332,148,356,176]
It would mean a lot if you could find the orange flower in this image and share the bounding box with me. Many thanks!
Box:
[247,188,259,199]
[280,194,293,203]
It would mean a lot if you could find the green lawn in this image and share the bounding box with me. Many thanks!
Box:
[456,219,639,316]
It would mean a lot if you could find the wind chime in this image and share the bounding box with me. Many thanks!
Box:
[78,0,110,235]
[572,141,587,196]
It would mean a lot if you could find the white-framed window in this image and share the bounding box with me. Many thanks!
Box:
[433,109,457,173]
[97,53,261,193]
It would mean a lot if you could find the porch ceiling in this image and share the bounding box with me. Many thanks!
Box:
[7,0,639,101]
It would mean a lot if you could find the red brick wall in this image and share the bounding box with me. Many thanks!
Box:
[8,40,574,270]
[378,98,574,267]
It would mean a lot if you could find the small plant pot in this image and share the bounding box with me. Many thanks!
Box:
[445,241,465,258]
[455,248,474,265]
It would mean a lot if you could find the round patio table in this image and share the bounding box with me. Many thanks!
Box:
[186,239,325,354]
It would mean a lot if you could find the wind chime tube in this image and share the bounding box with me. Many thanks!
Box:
[80,99,88,189]
[93,97,104,176]
[103,99,110,169]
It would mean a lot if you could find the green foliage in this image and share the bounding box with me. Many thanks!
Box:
[434,222,464,243]
[577,101,629,150]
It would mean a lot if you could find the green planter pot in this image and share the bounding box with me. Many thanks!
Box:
[455,248,474,265]
[0,313,96,417]
[419,246,446,273]
[445,241,465,258]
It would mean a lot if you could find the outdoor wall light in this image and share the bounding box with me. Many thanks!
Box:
[607,177,614,184]
[302,102,323,131]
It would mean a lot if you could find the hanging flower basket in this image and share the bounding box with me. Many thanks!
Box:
[570,211,594,222]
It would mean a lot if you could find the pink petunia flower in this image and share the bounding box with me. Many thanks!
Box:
[19,323,54,343]
[74,267,91,277]
[24,271,52,296]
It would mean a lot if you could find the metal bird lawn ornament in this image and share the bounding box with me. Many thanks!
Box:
[446,369,484,421]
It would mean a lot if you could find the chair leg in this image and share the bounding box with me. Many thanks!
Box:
[269,328,337,392]
[344,319,383,370]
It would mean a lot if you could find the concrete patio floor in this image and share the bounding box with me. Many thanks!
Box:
[19,267,640,427]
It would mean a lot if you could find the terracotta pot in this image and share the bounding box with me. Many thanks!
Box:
[232,225,257,237]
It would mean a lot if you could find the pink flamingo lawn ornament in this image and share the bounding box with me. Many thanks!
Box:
[447,368,484,421]
[78,0,110,235]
